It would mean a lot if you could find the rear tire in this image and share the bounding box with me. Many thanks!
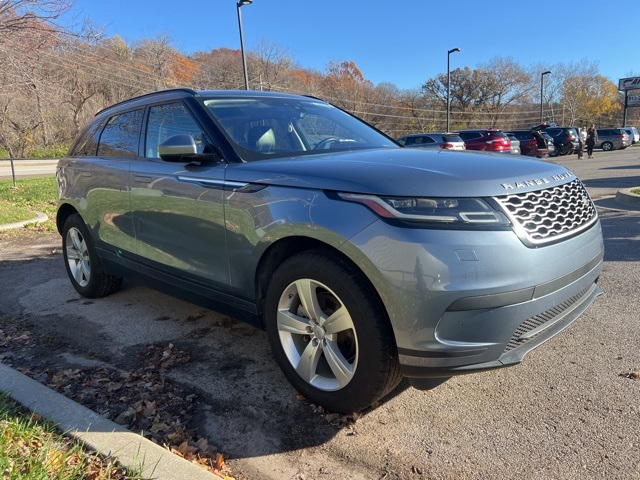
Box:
[62,214,123,298]
[601,141,614,151]
[265,250,401,413]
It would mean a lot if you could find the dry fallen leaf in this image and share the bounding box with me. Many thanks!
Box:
[215,453,225,470]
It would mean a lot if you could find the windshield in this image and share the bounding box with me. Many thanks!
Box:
[202,96,397,161]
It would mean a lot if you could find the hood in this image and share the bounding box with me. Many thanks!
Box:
[225,148,576,197]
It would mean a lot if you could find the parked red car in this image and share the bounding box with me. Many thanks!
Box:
[507,124,551,158]
[455,129,511,153]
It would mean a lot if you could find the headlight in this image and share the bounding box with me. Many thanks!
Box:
[338,193,510,226]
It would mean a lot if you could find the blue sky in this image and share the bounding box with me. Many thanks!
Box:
[64,0,639,91]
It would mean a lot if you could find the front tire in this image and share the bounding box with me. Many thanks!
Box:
[601,141,614,151]
[62,214,123,298]
[265,250,401,413]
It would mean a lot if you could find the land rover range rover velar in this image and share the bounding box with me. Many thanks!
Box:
[57,89,603,413]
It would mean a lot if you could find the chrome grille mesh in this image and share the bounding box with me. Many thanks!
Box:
[503,286,591,353]
[494,179,597,245]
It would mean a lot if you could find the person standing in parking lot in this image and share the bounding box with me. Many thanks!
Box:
[578,127,587,159]
[586,124,598,158]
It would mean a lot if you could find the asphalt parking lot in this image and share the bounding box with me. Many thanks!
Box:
[1,147,639,479]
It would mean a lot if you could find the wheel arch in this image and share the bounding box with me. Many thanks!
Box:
[254,236,393,335]
[56,203,79,235]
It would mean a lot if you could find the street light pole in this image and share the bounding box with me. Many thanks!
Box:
[236,0,252,90]
[446,48,460,132]
[540,70,551,123]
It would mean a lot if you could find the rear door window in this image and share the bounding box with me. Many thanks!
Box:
[70,119,106,156]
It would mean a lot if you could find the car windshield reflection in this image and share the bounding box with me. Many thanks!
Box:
[203,96,397,161]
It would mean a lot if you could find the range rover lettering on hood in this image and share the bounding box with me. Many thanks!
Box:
[500,170,575,190]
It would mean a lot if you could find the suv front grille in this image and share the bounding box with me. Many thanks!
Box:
[494,179,597,245]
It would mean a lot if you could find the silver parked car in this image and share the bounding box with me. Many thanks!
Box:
[396,132,466,150]
[595,128,631,151]
[620,126,639,144]
[57,89,604,413]
[506,133,521,154]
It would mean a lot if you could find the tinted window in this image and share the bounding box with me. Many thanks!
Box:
[97,109,143,157]
[70,119,106,156]
[511,132,532,140]
[145,102,207,158]
[408,136,436,145]
[458,132,481,141]
[489,131,507,138]
[442,134,463,143]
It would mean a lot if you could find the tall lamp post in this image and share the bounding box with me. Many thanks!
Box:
[236,0,252,90]
[446,47,460,132]
[540,70,551,123]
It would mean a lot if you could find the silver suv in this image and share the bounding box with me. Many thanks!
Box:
[396,132,466,150]
[57,89,604,413]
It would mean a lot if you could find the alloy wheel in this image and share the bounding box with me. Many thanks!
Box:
[65,227,91,287]
[276,278,358,391]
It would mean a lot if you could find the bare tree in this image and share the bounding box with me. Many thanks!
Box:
[191,48,245,90]
[132,33,178,90]
[530,59,600,125]
[0,0,72,35]
[475,57,532,127]
[250,38,294,91]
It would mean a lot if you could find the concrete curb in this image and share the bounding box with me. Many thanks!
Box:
[0,211,48,231]
[615,188,640,207]
[0,363,217,480]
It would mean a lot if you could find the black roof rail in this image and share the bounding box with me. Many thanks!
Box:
[94,88,199,117]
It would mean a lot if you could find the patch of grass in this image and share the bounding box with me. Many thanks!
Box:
[0,177,57,231]
[26,144,69,159]
[0,205,36,224]
[632,188,640,195]
[0,392,144,479]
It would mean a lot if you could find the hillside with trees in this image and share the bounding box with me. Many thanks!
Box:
[0,0,637,158]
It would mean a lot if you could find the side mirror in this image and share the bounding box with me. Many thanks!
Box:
[157,134,221,163]
[158,134,197,161]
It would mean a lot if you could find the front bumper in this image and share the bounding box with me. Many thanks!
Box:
[345,218,604,380]
[399,274,602,379]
